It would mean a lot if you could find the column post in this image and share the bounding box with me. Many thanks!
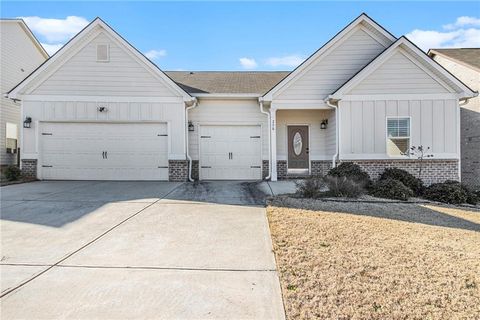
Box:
[270,107,278,181]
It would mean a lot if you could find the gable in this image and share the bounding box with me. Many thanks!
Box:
[9,18,191,100]
[30,31,178,97]
[348,50,451,95]
[275,27,389,100]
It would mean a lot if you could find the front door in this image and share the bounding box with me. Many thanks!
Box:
[287,125,309,172]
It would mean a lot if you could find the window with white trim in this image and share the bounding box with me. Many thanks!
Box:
[5,122,18,154]
[387,117,410,156]
[96,44,109,62]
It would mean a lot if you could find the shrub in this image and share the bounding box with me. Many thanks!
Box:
[324,176,365,198]
[3,165,22,181]
[295,177,325,198]
[370,178,414,201]
[424,180,478,205]
[379,168,425,195]
[328,162,372,188]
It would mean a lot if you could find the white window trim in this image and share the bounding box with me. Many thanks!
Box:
[96,43,110,62]
[386,116,411,158]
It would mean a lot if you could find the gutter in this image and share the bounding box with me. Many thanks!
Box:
[185,99,198,182]
[325,98,339,168]
[258,97,271,180]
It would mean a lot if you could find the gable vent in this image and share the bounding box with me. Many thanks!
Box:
[96,44,110,62]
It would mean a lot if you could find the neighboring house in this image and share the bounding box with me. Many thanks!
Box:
[7,14,477,183]
[428,48,480,188]
[0,19,48,167]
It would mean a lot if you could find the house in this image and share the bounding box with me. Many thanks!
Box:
[7,14,477,183]
[0,19,48,167]
[428,48,480,188]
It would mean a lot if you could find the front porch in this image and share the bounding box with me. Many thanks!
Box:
[269,107,336,181]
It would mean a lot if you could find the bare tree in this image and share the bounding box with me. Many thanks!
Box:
[406,146,433,179]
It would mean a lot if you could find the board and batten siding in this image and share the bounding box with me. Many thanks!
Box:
[188,99,268,160]
[21,99,186,160]
[275,28,389,100]
[31,31,177,97]
[349,50,453,95]
[339,99,458,159]
[276,109,336,161]
[1,21,47,165]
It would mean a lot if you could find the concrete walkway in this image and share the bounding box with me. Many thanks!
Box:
[0,181,285,319]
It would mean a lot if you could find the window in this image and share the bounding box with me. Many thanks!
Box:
[96,44,109,62]
[6,122,18,154]
[387,117,410,156]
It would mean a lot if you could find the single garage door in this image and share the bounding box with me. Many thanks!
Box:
[40,122,168,180]
[199,125,262,180]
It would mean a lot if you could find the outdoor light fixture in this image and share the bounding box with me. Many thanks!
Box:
[320,119,328,129]
[23,117,32,128]
[188,121,194,131]
[97,106,108,112]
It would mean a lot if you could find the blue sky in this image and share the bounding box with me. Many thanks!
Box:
[2,1,479,71]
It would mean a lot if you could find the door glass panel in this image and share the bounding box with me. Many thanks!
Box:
[293,132,302,156]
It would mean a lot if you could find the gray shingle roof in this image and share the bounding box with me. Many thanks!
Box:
[430,48,480,70]
[164,71,290,95]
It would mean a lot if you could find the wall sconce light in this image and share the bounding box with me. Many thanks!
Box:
[320,119,328,129]
[97,106,108,112]
[23,117,32,128]
[188,121,194,131]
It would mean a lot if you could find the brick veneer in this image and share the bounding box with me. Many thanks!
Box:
[275,159,459,185]
[21,159,37,179]
[262,160,269,179]
[348,159,459,185]
[168,160,188,182]
[191,160,199,181]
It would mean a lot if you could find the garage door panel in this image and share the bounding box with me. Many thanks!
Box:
[40,123,168,181]
[199,125,262,180]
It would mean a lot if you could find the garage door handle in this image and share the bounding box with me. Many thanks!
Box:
[201,166,211,168]
[250,166,261,168]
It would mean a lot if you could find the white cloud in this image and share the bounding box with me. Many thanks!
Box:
[20,16,89,42]
[144,49,167,60]
[406,16,480,51]
[265,55,304,68]
[443,16,480,30]
[41,43,63,55]
[239,57,257,69]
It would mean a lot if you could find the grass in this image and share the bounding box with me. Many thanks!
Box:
[267,198,480,319]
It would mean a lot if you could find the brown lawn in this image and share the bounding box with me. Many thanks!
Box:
[267,197,480,320]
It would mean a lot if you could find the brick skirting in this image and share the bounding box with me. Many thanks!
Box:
[21,159,37,179]
[262,160,269,179]
[168,160,188,182]
[275,159,459,185]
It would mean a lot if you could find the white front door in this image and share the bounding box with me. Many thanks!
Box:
[199,125,262,180]
[40,122,168,180]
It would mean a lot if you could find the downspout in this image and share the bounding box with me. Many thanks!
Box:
[258,98,271,180]
[326,98,339,168]
[185,99,198,182]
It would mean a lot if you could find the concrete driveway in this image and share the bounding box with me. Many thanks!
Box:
[0,181,285,319]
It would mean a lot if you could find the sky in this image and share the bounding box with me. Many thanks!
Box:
[1,1,479,71]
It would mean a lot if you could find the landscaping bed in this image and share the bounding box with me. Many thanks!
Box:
[267,197,480,319]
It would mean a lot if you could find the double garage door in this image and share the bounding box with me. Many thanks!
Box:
[40,122,168,180]
[199,125,262,180]
[40,123,262,181]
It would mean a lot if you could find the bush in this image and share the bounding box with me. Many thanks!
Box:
[324,176,365,198]
[3,165,22,181]
[328,162,372,188]
[379,168,424,196]
[370,178,414,201]
[424,180,478,205]
[295,177,325,198]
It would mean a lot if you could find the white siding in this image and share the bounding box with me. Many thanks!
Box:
[188,99,268,160]
[0,21,47,165]
[31,31,179,97]
[339,99,458,159]
[22,99,186,161]
[349,51,451,94]
[275,27,388,100]
[276,109,336,160]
